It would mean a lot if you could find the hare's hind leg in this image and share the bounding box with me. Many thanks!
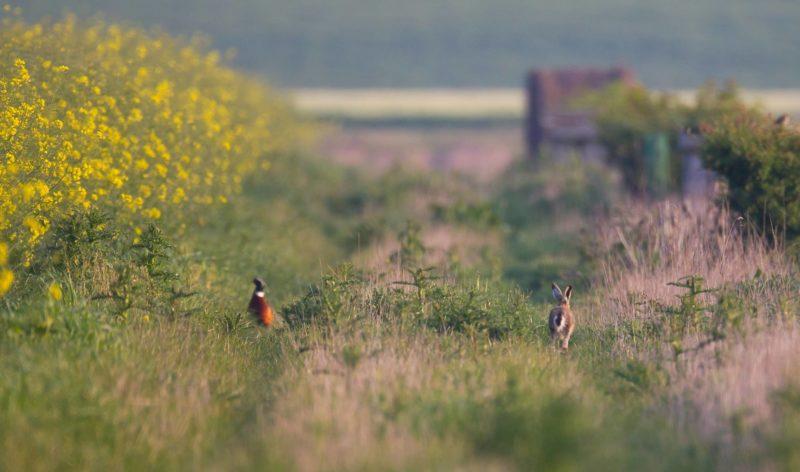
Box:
[549,330,560,349]
[561,329,574,350]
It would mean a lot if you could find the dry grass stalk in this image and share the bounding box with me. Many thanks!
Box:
[667,324,800,461]
[595,200,791,327]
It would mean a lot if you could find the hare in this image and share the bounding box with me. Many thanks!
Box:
[548,283,575,350]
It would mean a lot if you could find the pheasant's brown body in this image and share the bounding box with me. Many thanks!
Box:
[248,292,274,326]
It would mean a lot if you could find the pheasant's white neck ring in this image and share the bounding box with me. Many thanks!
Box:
[255,291,265,298]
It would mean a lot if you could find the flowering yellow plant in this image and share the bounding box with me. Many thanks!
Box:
[47,282,62,301]
[0,13,302,275]
[0,242,11,297]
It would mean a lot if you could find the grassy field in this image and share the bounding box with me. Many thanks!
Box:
[22,0,800,88]
[7,151,800,470]
[4,14,800,472]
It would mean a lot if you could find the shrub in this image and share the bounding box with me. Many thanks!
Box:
[411,274,534,339]
[577,82,751,194]
[702,114,800,240]
[283,263,536,339]
[282,264,366,328]
[391,220,427,269]
[7,210,197,320]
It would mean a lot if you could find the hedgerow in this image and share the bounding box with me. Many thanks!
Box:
[702,114,800,241]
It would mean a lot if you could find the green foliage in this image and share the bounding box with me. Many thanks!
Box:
[411,355,713,471]
[472,376,602,470]
[281,262,536,340]
[391,220,426,269]
[644,275,722,357]
[579,82,750,194]
[132,225,178,282]
[613,360,667,395]
[702,114,800,240]
[38,210,116,272]
[257,154,468,255]
[0,314,296,470]
[217,311,248,334]
[494,157,619,294]
[282,264,365,328]
[643,274,777,359]
[769,386,800,471]
[431,201,500,229]
[664,276,715,332]
[94,225,196,319]
[497,157,620,228]
[340,342,363,370]
[8,211,197,320]
[688,83,753,129]
[415,277,533,339]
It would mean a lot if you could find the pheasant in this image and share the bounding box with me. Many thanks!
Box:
[248,277,275,327]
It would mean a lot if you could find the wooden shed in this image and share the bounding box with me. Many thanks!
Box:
[525,67,637,158]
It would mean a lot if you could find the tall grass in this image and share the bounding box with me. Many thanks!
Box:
[585,199,800,468]
[595,201,791,326]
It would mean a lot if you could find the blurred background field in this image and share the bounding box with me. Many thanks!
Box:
[291,87,800,183]
[22,0,800,88]
[291,88,800,122]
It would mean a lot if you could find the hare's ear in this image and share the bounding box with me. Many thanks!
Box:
[551,283,563,302]
[564,285,573,301]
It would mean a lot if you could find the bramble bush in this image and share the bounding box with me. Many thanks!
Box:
[0,11,302,293]
[283,262,537,339]
[2,209,197,322]
[702,113,800,241]
[577,82,752,194]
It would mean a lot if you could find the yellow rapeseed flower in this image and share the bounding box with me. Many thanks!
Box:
[0,269,13,297]
[48,282,63,301]
[142,208,161,219]
[23,216,48,244]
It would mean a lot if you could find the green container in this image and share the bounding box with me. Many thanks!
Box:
[643,133,671,196]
